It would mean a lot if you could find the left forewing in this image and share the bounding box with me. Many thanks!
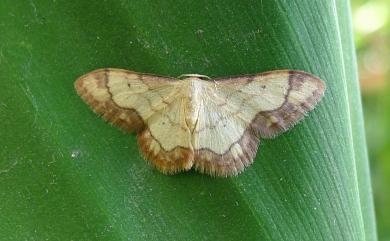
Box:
[75,68,178,133]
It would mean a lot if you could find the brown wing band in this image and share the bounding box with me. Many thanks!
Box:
[75,68,145,133]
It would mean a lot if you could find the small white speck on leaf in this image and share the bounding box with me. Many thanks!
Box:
[71,150,80,159]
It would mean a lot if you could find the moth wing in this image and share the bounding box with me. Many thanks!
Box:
[192,70,325,176]
[75,68,178,133]
[236,70,326,138]
[75,68,193,174]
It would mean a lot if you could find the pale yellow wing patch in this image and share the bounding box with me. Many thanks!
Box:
[107,73,179,120]
[137,96,194,174]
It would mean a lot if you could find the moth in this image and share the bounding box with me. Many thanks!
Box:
[75,68,325,177]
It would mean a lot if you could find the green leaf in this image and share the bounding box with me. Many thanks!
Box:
[0,0,377,240]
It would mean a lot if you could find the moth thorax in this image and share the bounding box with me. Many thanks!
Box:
[184,78,205,131]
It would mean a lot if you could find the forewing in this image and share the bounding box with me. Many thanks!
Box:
[75,68,178,133]
[238,70,326,138]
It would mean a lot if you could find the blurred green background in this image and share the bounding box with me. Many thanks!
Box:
[352,0,390,240]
